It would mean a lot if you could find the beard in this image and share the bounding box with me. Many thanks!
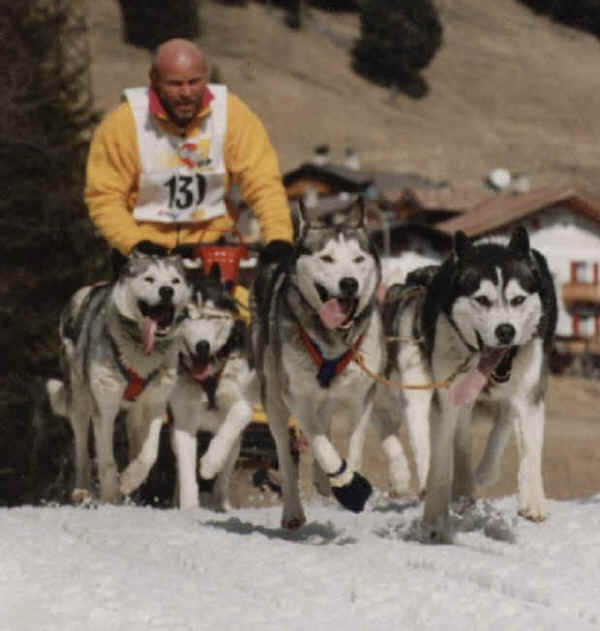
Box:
[157,92,201,128]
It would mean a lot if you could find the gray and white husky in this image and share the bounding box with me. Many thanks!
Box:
[250,199,385,529]
[47,251,190,503]
[169,263,253,511]
[384,227,557,542]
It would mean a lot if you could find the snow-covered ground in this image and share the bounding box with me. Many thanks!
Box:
[3,491,600,630]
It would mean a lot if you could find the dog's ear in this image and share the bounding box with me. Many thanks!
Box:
[344,195,365,228]
[181,257,204,288]
[453,231,474,260]
[508,225,530,257]
[294,198,309,235]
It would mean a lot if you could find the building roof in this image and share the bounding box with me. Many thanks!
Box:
[436,186,600,237]
[283,162,373,192]
[301,194,363,221]
[283,162,448,196]
[400,187,492,213]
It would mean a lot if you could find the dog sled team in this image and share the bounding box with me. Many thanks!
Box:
[46,192,558,544]
[39,37,559,543]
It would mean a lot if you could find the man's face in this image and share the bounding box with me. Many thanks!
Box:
[151,55,208,127]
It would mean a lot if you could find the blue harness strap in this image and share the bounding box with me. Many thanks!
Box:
[298,325,364,388]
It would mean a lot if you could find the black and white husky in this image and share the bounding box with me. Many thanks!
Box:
[169,263,252,511]
[385,227,557,542]
[250,199,385,529]
[47,251,190,503]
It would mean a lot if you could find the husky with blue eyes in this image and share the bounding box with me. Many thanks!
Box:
[390,226,557,542]
[249,197,385,529]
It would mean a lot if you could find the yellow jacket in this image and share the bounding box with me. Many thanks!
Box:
[85,89,293,255]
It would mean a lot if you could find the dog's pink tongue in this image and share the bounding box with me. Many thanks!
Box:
[448,349,507,406]
[319,298,347,330]
[143,317,157,355]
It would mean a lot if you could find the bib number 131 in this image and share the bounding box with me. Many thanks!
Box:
[164,174,206,210]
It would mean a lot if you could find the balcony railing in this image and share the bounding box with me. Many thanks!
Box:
[562,282,600,314]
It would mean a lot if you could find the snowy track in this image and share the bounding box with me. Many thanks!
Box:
[2,494,600,630]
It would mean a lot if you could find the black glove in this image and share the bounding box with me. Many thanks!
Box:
[171,243,197,260]
[259,240,295,266]
[132,240,170,257]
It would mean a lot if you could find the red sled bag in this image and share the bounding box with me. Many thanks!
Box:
[193,228,249,287]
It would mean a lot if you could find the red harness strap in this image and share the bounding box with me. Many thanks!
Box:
[122,369,146,402]
[108,335,159,402]
[298,325,363,388]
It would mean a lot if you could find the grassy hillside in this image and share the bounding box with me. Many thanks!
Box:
[88,0,600,196]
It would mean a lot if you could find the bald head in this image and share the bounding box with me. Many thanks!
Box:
[152,39,208,77]
[150,39,210,128]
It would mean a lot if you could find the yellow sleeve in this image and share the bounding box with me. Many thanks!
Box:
[224,93,293,245]
[84,103,147,255]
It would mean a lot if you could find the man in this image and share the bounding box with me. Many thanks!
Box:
[85,38,294,267]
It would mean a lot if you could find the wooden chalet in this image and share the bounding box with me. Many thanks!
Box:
[283,162,373,200]
[436,186,600,347]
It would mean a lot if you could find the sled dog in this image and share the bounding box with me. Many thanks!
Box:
[250,198,385,529]
[371,261,440,499]
[47,251,190,503]
[169,263,253,511]
[390,227,557,542]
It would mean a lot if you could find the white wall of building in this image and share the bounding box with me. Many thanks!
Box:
[509,208,600,338]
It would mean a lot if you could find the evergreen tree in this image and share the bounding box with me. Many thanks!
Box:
[352,0,443,98]
[118,0,200,50]
[0,0,110,505]
[519,0,600,38]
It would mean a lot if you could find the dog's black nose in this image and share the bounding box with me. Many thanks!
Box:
[195,340,210,362]
[339,277,359,296]
[495,323,516,345]
[159,286,174,302]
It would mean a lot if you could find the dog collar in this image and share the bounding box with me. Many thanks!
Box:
[108,335,159,402]
[298,325,364,388]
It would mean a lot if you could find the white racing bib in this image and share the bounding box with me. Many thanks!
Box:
[125,85,228,224]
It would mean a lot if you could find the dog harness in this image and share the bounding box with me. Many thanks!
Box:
[108,335,159,402]
[298,325,364,388]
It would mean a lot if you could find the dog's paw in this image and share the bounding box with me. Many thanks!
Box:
[331,472,372,513]
[199,490,227,513]
[119,464,148,497]
[451,495,476,515]
[518,507,547,522]
[71,488,91,504]
[419,521,453,544]
[282,516,306,530]
[281,504,307,530]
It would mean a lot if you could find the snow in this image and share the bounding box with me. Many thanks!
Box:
[3,491,600,630]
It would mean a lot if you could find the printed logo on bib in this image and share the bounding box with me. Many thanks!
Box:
[177,140,212,169]
[133,125,226,223]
